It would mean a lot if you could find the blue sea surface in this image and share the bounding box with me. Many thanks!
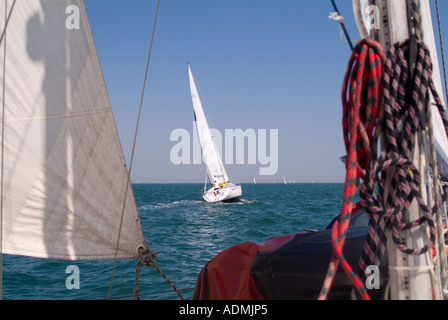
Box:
[2,183,345,300]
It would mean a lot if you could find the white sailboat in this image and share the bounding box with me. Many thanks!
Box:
[187,64,242,203]
[0,0,156,298]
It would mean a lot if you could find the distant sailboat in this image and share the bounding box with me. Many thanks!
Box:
[188,64,242,203]
[253,177,256,184]
[283,176,287,184]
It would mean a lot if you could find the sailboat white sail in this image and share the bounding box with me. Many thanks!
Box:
[187,64,241,202]
[0,0,149,261]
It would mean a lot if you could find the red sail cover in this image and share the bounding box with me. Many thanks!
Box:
[193,208,387,300]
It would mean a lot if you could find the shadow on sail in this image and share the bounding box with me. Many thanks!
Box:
[1,0,146,261]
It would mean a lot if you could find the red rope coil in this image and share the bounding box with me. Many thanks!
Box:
[318,39,385,300]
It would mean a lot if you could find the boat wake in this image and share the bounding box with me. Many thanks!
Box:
[139,200,204,211]
[138,198,263,212]
[235,199,263,205]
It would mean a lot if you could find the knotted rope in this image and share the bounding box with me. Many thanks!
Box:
[318,39,385,300]
[356,36,448,292]
[320,0,448,301]
[133,247,185,300]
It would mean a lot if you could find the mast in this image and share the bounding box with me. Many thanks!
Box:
[353,0,447,299]
[382,0,434,300]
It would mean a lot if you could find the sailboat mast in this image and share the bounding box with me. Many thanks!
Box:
[361,0,446,299]
[350,0,448,299]
[380,0,432,301]
[415,0,447,299]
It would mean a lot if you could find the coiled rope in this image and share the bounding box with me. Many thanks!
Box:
[356,0,448,298]
[356,35,448,295]
[320,0,448,299]
[319,6,448,301]
[318,39,386,300]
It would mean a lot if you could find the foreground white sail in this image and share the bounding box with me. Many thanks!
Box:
[188,64,242,202]
[0,0,147,260]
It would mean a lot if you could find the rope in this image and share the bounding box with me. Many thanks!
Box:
[108,0,160,299]
[151,262,185,300]
[356,35,448,298]
[318,39,386,300]
[353,0,448,299]
[133,247,184,301]
[320,0,448,300]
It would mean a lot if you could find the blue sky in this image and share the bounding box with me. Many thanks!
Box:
[84,0,448,184]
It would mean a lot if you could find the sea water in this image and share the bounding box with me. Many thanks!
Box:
[1,183,345,300]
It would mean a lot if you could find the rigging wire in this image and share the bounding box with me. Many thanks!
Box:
[108,0,160,300]
[330,0,354,51]
[0,0,15,46]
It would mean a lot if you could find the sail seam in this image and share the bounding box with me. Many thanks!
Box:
[0,107,111,122]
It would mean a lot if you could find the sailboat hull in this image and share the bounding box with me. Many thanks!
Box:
[203,184,242,203]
